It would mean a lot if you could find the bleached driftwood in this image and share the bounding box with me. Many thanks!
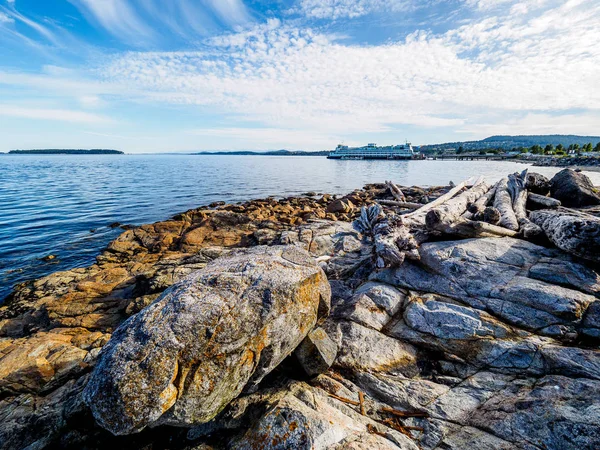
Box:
[508,173,543,239]
[435,218,519,238]
[385,181,406,202]
[469,182,498,215]
[356,170,599,270]
[530,209,600,262]
[379,200,422,209]
[354,205,420,268]
[373,221,420,268]
[404,177,476,227]
[471,220,519,237]
[528,193,561,209]
[353,204,384,236]
[494,177,519,231]
[425,180,490,231]
[481,207,501,225]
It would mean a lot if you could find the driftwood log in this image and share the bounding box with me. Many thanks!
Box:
[509,170,543,239]
[373,222,420,268]
[468,182,498,215]
[353,205,420,268]
[379,200,422,209]
[358,178,486,267]
[385,181,406,202]
[480,207,501,224]
[494,177,519,231]
[404,178,476,228]
[530,209,600,262]
[434,218,518,238]
[426,180,490,231]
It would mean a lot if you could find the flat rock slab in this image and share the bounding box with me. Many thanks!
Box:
[470,375,600,450]
[388,294,600,381]
[83,245,331,435]
[230,382,417,450]
[330,320,418,376]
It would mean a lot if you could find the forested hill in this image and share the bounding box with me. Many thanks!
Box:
[420,135,600,152]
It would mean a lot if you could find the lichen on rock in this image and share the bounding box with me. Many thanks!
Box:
[83,245,331,435]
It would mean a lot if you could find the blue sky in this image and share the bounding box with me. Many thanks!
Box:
[0,0,598,152]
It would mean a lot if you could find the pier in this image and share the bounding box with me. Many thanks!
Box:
[431,154,514,161]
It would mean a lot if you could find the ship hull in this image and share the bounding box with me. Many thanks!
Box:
[327,155,414,160]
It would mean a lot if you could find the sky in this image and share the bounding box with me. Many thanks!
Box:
[0,0,598,152]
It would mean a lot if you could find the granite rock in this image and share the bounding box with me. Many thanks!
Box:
[83,245,331,435]
[295,327,338,377]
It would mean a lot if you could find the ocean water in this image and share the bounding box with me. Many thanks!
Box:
[1,154,599,301]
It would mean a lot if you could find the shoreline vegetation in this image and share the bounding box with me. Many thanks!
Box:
[1,168,600,449]
[8,149,123,155]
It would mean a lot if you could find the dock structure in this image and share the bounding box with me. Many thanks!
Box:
[432,154,513,161]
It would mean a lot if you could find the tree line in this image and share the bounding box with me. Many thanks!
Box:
[455,142,600,156]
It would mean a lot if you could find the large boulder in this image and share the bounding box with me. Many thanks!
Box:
[526,172,551,195]
[550,169,600,207]
[83,245,331,435]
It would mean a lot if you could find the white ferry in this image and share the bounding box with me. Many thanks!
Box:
[327,142,415,160]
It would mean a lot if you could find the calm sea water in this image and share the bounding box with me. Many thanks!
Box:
[1,154,599,301]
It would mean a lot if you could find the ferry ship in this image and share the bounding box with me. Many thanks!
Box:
[327,142,415,160]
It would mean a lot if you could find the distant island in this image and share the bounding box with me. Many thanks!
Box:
[9,149,123,155]
[194,149,329,156]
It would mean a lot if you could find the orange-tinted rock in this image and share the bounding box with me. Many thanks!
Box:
[327,198,355,214]
[0,328,109,394]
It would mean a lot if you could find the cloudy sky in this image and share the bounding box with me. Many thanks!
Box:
[0,0,598,152]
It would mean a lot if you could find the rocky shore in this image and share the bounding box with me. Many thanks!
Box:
[519,154,600,171]
[1,169,600,450]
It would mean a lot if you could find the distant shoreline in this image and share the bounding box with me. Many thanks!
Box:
[8,149,123,155]
[193,150,329,156]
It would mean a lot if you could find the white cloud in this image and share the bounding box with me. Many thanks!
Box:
[78,95,104,108]
[0,105,113,124]
[68,0,252,45]
[296,0,414,19]
[204,0,251,26]
[92,0,599,139]
[459,112,600,137]
[68,0,156,44]
[188,127,341,148]
[1,0,599,148]
[0,5,59,44]
[0,11,13,23]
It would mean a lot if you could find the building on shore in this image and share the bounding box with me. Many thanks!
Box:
[327,142,416,160]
